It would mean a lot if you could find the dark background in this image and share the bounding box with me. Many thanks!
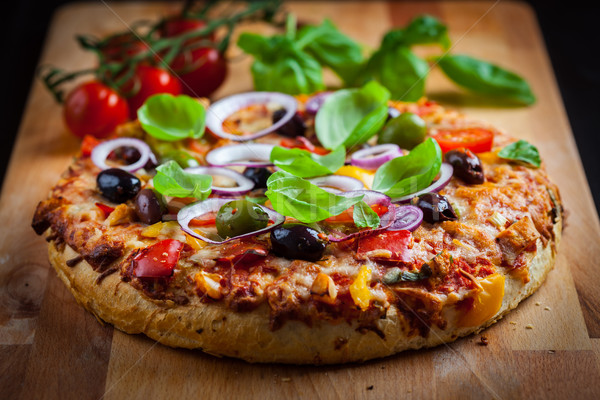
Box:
[2,0,599,213]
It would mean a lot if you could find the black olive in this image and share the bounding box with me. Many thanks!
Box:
[97,168,141,204]
[270,223,327,261]
[134,189,166,225]
[414,193,458,224]
[243,167,272,189]
[272,109,306,137]
[444,148,484,184]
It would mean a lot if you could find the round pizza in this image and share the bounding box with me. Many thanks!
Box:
[32,87,562,364]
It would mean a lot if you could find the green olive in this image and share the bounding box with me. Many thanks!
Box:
[378,112,427,150]
[161,150,200,168]
[216,199,269,238]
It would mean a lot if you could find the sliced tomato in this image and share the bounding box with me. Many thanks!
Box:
[133,239,184,278]
[189,211,217,227]
[431,127,494,153]
[216,239,269,265]
[356,230,412,262]
[95,202,115,218]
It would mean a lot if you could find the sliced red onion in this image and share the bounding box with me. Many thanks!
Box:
[350,144,403,170]
[309,175,364,193]
[185,166,255,195]
[305,91,333,114]
[91,137,154,172]
[325,190,397,242]
[205,92,297,141]
[387,205,423,232]
[205,143,275,167]
[388,107,401,119]
[392,163,454,204]
[178,198,285,244]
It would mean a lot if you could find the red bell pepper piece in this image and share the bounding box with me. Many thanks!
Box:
[95,202,115,218]
[133,239,184,278]
[357,230,413,263]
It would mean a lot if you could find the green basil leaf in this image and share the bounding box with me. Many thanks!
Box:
[153,160,212,199]
[367,46,429,101]
[372,138,442,197]
[353,200,380,229]
[270,145,346,178]
[401,15,451,50]
[436,54,536,105]
[265,171,364,223]
[245,196,269,205]
[498,140,541,167]
[238,33,324,94]
[315,81,390,150]
[296,19,365,85]
[137,94,206,141]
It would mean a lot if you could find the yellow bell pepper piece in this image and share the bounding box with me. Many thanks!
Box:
[350,265,375,311]
[194,272,223,299]
[140,222,164,238]
[335,166,375,189]
[458,273,505,327]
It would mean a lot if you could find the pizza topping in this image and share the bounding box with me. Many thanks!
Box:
[308,175,365,193]
[185,166,255,195]
[91,137,155,172]
[349,265,375,310]
[270,145,345,178]
[431,127,494,153]
[305,91,333,114]
[444,148,485,184]
[178,198,285,244]
[205,92,298,141]
[134,188,166,225]
[270,224,328,262]
[153,161,212,200]
[215,199,269,238]
[383,264,432,284]
[391,162,453,204]
[310,273,338,303]
[413,193,458,223]
[205,143,275,167]
[194,271,224,299]
[132,239,183,278]
[356,230,413,263]
[242,167,272,189]
[377,112,427,150]
[272,109,307,138]
[137,94,206,141]
[457,273,505,327]
[350,144,403,170]
[387,205,423,232]
[495,216,540,266]
[497,140,541,168]
[96,168,141,203]
[488,211,509,230]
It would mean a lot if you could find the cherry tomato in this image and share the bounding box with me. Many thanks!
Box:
[100,33,149,62]
[161,17,215,42]
[171,47,228,97]
[63,81,129,139]
[431,127,494,153]
[125,65,182,119]
[133,239,184,278]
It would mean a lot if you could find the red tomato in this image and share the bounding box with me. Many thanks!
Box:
[431,127,494,153]
[125,65,182,119]
[133,239,184,278]
[326,204,389,224]
[80,135,101,157]
[280,137,329,155]
[171,47,228,97]
[100,33,149,62]
[95,202,115,218]
[161,17,215,42]
[63,81,129,139]
[357,230,412,262]
[216,239,268,264]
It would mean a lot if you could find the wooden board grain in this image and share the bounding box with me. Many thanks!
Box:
[1,1,600,399]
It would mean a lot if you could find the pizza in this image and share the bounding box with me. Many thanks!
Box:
[32,90,562,364]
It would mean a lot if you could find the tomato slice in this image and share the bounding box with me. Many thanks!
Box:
[133,239,184,278]
[357,230,412,262]
[216,239,269,265]
[280,137,329,155]
[431,127,494,153]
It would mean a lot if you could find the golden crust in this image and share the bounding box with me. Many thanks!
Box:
[47,218,560,364]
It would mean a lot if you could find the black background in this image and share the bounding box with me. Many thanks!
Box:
[2,0,599,213]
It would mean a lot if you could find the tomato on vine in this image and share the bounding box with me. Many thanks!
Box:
[171,47,227,97]
[125,65,182,119]
[63,81,129,139]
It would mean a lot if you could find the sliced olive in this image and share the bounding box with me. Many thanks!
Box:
[216,199,269,239]
[272,109,306,137]
[413,193,458,224]
[378,112,427,150]
[97,168,141,203]
[161,150,199,168]
[445,148,484,184]
[134,189,166,225]
[270,223,327,261]
[243,167,272,189]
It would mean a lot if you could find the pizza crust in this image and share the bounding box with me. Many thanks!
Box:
[47,218,561,364]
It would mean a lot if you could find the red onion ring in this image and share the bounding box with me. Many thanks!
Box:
[308,175,364,193]
[185,166,255,195]
[305,91,333,114]
[388,107,400,119]
[205,143,275,167]
[387,205,423,232]
[178,198,285,244]
[392,163,454,204]
[325,190,397,242]
[91,137,154,172]
[350,144,403,170]
[205,92,297,141]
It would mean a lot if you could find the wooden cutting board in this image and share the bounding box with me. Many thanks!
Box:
[2,1,599,398]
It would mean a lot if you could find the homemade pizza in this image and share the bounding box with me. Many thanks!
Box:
[32,85,562,364]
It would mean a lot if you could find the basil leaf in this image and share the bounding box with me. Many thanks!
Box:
[367,46,429,101]
[372,138,442,197]
[383,264,432,284]
[137,94,206,141]
[245,196,268,205]
[296,19,365,85]
[498,140,541,167]
[436,54,536,105]
[153,160,212,199]
[353,201,380,229]
[315,81,390,150]
[270,145,346,178]
[265,171,364,223]
[237,33,324,94]
[400,15,451,50]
